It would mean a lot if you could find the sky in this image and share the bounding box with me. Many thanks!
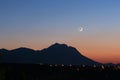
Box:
[0,0,120,63]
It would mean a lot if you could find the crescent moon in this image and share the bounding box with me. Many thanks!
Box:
[79,27,83,32]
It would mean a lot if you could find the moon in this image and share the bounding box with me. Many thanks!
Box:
[79,27,83,32]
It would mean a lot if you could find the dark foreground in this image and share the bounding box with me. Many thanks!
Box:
[0,63,120,80]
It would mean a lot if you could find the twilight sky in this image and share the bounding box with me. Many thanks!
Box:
[0,0,120,63]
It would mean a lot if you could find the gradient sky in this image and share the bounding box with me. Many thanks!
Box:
[0,0,120,63]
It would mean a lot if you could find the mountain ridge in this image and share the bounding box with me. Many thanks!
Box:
[0,43,102,65]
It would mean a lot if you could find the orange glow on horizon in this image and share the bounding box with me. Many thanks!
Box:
[1,41,120,64]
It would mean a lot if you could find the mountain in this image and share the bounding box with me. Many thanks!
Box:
[104,63,116,66]
[0,43,101,65]
[0,48,9,53]
[0,47,37,63]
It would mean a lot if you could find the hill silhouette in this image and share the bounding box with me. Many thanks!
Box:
[0,43,101,65]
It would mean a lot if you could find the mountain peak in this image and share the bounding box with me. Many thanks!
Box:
[0,48,9,51]
[0,48,9,53]
[48,43,68,49]
[39,43,101,65]
[53,43,61,45]
[11,47,35,52]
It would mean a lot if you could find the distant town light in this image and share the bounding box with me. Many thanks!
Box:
[40,63,43,65]
[101,65,105,69]
[93,65,96,68]
[61,64,64,67]
[82,65,85,67]
[76,68,79,71]
[117,66,120,69]
[55,64,57,67]
[69,64,72,67]
[50,64,52,67]
[115,66,120,70]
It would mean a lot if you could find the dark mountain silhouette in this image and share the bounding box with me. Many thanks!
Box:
[0,47,37,63]
[104,63,116,66]
[0,43,101,65]
[0,48,9,53]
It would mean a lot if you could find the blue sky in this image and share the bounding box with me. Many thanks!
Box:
[0,0,120,63]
